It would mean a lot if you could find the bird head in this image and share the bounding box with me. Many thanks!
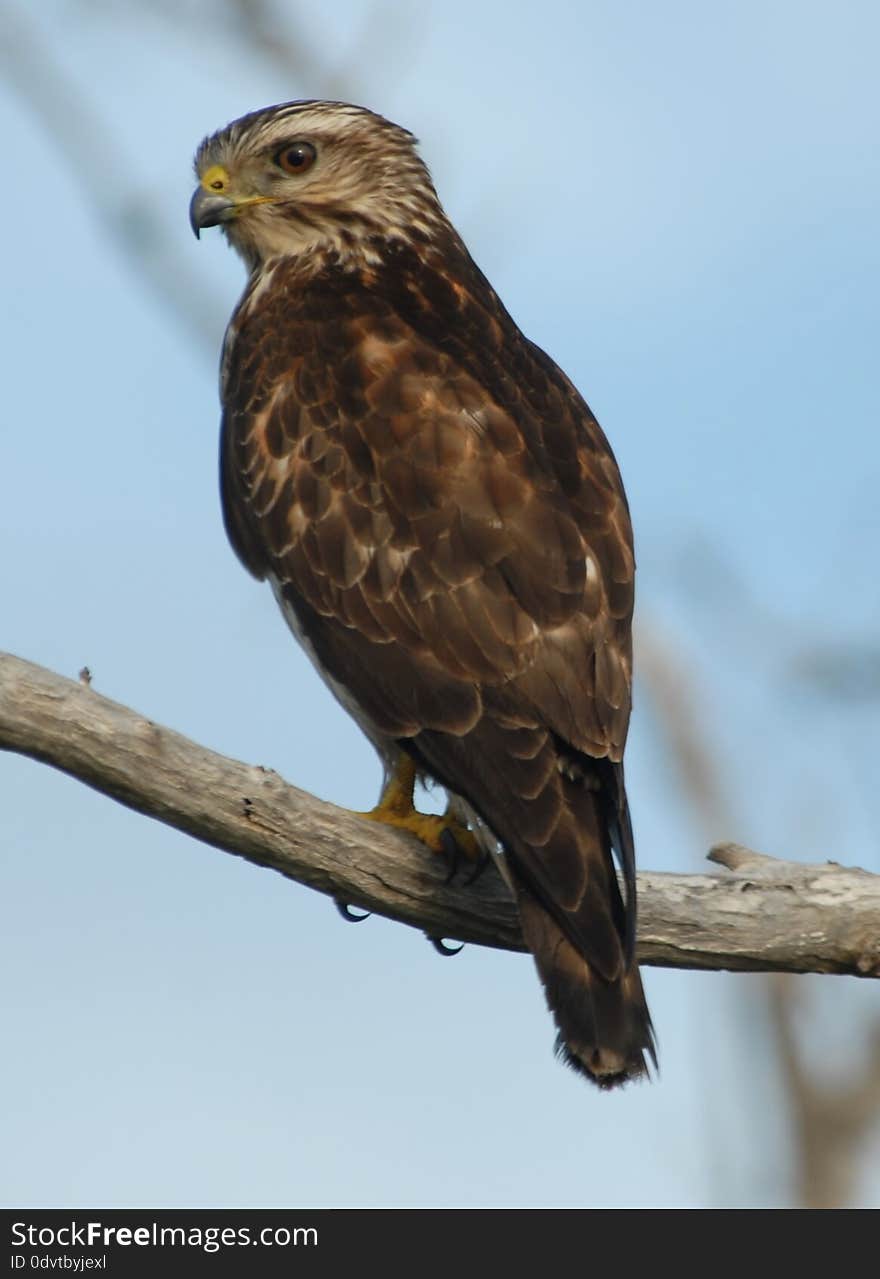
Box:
[190,100,446,270]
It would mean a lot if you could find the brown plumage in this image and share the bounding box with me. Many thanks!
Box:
[191,100,655,1086]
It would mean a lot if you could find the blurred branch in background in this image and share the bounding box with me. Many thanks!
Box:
[638,625,737,836]
[221,0,423,105]
[638,618,880,1206]
[769,976,880,1208]
[0,3,222,349]
[134,0,422,104]
[790,644,880,703]
[0,0,422,353]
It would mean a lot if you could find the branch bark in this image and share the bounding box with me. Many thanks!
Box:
[1,651,878,978]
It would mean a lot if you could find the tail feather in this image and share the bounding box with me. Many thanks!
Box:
[404,727,655,1088]
[517,886,655,1087]
[504,764,655,1087]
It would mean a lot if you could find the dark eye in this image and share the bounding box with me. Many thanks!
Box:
[274,141,317,175]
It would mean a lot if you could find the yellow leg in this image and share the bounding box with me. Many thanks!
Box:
[359,755,480,860]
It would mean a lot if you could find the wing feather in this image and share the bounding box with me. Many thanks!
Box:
[221,237,637,989]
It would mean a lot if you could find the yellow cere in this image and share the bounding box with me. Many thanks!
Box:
[201,164,230,193]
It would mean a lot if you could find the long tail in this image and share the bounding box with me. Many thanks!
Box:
[407,728,656,1087]
[505,758,655,1088]
[515,884,654,1087]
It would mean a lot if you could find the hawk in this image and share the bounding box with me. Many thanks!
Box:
[190,100,655,1086]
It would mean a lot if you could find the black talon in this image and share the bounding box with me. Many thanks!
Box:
[428,935,464,956]
[439,826,461,884]
[463,851,492,887]
[335,900,371,923]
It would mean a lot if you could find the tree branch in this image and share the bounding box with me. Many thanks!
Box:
[1,651,878,977]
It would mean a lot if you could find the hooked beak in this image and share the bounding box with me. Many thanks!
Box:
[189,187,237,238]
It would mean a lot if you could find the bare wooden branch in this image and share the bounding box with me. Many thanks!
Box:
[1,651,878,977]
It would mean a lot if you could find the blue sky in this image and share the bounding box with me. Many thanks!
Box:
[2,0,878,1207]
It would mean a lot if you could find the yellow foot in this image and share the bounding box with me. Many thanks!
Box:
[364,805,481,860]
[358,755,480,861]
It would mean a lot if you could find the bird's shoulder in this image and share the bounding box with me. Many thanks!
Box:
[222,233,631,533]
[218,236,635,761]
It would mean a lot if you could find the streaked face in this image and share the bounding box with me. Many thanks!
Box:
[191,100,445,268]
